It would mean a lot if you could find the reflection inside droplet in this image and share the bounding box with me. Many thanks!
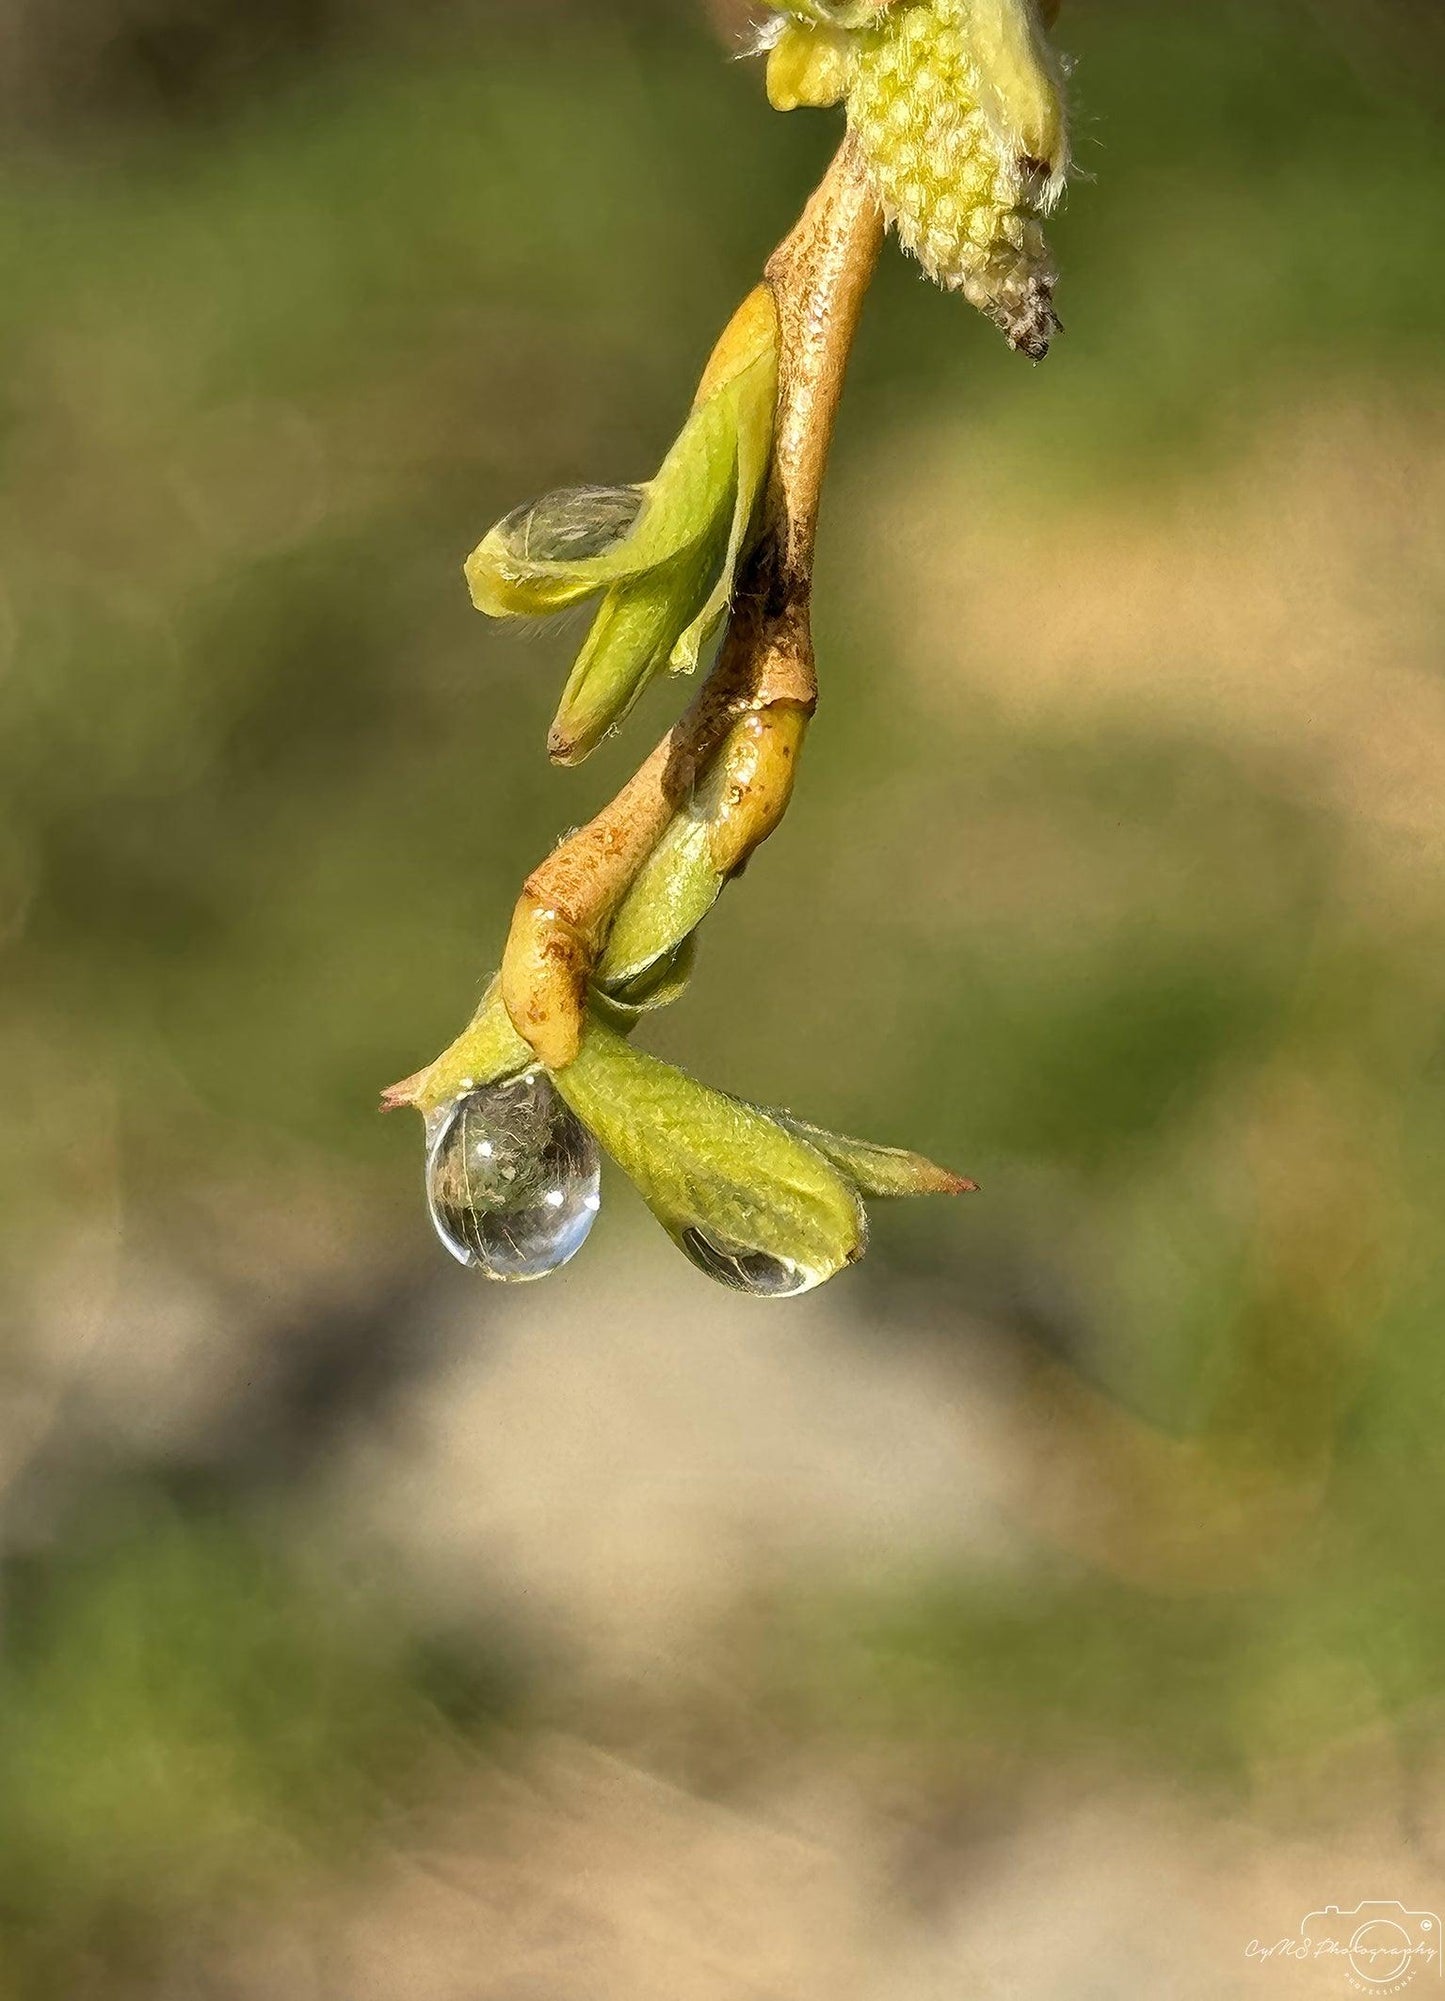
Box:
[498,484,645,563]
[672,1225,821,1299]
[426,1072,600,1281]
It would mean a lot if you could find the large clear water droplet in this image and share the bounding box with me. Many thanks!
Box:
[425,1072,600,1281]
[672,1225,822,1299]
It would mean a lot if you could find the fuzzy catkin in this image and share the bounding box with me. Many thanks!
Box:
[846,0,1060,357]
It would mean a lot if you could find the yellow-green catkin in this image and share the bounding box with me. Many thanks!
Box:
[844,0,1067,357]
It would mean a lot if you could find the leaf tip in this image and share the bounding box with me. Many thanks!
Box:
[380,1073,425,1113]
[546,723,587,767]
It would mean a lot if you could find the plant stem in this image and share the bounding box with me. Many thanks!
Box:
[397,137,884,1097]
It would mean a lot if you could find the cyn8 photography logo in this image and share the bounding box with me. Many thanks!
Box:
[1247,1903,1442,1992]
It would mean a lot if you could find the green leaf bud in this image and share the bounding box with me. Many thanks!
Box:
[596,801,722,997]
[597,701,808,995]
[594,935,700,1019]
[667,308,779,677]
[467,287,781,761]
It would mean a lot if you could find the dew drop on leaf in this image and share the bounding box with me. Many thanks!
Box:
[496,484,644,564]
[672,1224,821,1298]
[425,1072,600,1280]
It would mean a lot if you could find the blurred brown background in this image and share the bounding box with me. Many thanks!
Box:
[0,2,1442,1995]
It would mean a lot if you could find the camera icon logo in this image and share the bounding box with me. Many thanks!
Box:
[1301,1903,1442,1992]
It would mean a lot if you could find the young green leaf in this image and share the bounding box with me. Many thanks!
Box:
[549,533,723,765]
[596,807,722,995]
[594,935,700,1018]
[669,338,778,675]
[553,1021,867,1287]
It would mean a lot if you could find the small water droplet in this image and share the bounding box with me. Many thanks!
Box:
[497,484,644,563]
[426,1072,600,1281]
[673,1225,821,1299]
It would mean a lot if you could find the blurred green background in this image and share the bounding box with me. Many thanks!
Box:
[1,1,1442,1993]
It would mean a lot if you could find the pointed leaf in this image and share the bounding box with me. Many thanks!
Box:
[770,1113,978,1198]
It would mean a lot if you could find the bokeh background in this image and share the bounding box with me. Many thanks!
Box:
[1,1,1442,1993]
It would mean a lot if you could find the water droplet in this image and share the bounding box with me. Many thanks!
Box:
[672,1225,821,1299]
[426,1072,600,1281]
[497,485,644,563]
